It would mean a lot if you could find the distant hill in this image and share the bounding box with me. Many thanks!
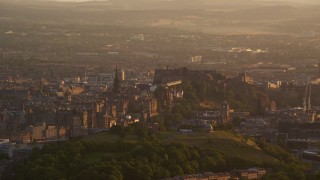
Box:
[1,0,320,34]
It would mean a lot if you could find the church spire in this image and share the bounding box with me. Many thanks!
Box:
[113,66,120,94]
[115,66,118,78]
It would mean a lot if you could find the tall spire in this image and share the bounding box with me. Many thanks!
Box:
[115,66,118,79]
[113,66,120,94]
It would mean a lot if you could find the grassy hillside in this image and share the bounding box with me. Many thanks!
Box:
[79,131,276,164]
[13,130,307,180]
[160,131,276,163]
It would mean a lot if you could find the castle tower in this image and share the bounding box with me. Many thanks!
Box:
[83,110,88,128]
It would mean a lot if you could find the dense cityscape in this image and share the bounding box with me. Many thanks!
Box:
[0,0,320,179]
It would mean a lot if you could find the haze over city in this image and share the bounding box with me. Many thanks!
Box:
[0,0,319,179]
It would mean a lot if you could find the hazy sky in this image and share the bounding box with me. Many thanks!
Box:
[55,0,316,2]
[1,0,318,4]
[55,0,118,1]
[52,0,320,4]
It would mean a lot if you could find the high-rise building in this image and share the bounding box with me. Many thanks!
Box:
[121,67,125,81]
